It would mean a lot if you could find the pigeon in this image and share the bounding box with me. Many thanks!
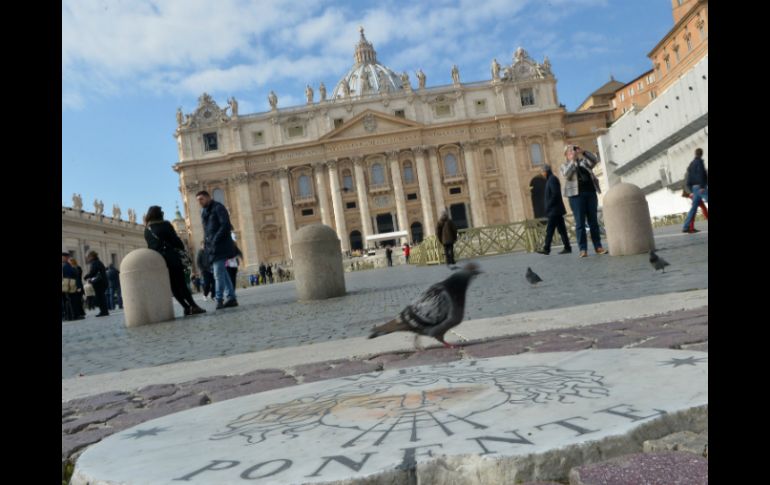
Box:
[368,262,482,349]
[525,267,542,285]
[649,250,670,273]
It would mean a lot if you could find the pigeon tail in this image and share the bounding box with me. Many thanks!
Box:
[368,318,410,339]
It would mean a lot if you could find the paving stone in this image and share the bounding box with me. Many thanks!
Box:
[207,376,297,402]
[65,391,133,412]
[62,408,125,435]
[643,431,708,457]
[62,427,115,461]
[531,336,594,353]
[462,335,539,358]
[300,360,381,383]
[136,383,178,401]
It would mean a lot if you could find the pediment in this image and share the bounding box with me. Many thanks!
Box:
[320,110,422,140]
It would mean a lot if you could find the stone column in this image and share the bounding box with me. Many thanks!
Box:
[277,168,297,258]
[232,172,260,270]
[353,157,373,245]
[499,135,526,221]
[326,160,349,252]
[183,181,205,256]
[313,162,332,227]
[427,146,446,219]
[412,146,435,237]
[461,141,485,227]
[387,150,409,244]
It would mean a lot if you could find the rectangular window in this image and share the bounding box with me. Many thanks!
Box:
[288,125,305,138]
[620,93,625,102]
[629,87,634,96]
[394,110,405,118]
[301,208,314,216]
[520,88,535,106]
[449,187,462,195]
[474,99,488,113]
[334,118,344,129]
[111,253,117,266]
[345,201,356,209]
[665,57,671,71]
[203,132,218,151]
[407,193,418,200]
[686,37,693,51]
[674,49,680,63]
[252,131,264,145]
[434,104,452,117]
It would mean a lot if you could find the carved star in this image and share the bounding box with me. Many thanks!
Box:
[659,356,708,368]
[123,427,170,439]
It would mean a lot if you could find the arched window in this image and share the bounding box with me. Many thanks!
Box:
[403,161,414,184]
[444,153,458,176]
[483,149,496,172]
[298,175,312,197]
[212,188,225,204]
[371,163,385,185]
[260,182,272,205]
[530,143,543,166]
[342,169,353,191]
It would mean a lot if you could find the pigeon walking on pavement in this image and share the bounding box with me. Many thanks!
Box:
[368,262,482,349]
[525,267,542,285]
[649,250,670,273]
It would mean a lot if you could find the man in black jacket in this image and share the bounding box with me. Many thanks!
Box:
[537,164,572,255]
[196,191,239,309]
[682,148,708,234]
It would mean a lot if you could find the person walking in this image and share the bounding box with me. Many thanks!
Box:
[682,148,708,234]
[83,251,109,316]
[403,243,411,264]
[536,164,572,255]
[385,246,393,267]
[436,211,458,266]
[196,240,215,302]
[195,191,239,309]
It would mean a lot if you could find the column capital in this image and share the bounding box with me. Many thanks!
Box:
[274,167,289,178]
[460,141,479,151]
[184,180,201,192]
[352,156,364,167]
[312,161,326,171]
[496,135,516,147]
[231,172,251,185]
[325,159,339,170]
[410,145,427,156]
[386,150,400,161]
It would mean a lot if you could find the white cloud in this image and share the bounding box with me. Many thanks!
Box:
[63,0,616,109]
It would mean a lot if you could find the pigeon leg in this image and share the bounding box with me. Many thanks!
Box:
[438,336,459,349]
[449,329,469,342]
[413,334,424,351]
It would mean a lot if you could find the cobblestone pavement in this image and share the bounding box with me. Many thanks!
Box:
[62,223,707,378]
[61,306,708,473]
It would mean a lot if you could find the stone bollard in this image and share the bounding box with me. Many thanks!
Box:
[291,224,346,300]
[602,183,655,256]
[119,249,175,327]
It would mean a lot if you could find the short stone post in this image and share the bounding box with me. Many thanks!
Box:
[119,249,175,327]
[602,183,655,255]
[291,224,346,301]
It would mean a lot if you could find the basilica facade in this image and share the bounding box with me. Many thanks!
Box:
[173,29,606,269]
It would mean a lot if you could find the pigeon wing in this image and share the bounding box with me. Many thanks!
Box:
[400,283,452,332]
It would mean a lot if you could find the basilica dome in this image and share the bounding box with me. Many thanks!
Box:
[332,28,404,100]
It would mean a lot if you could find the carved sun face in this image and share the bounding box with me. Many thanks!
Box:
[203,109,212,119]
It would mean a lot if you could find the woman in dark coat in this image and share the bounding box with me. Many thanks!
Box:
[83,251,109,316]
[144,206,206,316]
[69,257,87,317]
[537,164,572,255]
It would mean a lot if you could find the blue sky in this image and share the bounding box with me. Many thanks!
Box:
[62,0,674,220]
